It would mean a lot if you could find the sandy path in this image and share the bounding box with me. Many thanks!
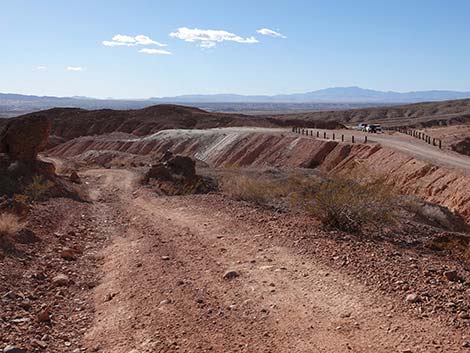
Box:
[79,168,464,353]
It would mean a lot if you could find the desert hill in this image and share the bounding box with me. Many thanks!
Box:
[281,98,470,127]
[0,104,342,141]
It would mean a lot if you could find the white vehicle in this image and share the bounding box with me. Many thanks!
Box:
[357,123,368,131]
[365,124,383,133]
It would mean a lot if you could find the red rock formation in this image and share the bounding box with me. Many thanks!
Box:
[48,130,470,221]
[0,115,50,162]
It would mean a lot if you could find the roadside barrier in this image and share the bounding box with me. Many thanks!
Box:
[388,126,442,149]
[292,126,442,149]
[291,127,367,144]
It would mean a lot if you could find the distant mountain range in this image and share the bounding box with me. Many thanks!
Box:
[149,87,470,103]
[2,87,470,117]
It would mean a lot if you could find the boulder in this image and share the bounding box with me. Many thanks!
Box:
[166,155,196,180]
[69,171,82,184]
[144,154,196,183]
[35,160,56,178]
[405,293,420,303]
[145,163,174,182]
[52,273,70,286]
[0,115,51,162]
[60,247,77,261]
[444,270,462,282]
[3,346,26,353]
[223,270,239,280]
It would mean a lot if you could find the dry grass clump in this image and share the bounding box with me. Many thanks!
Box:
[23,175,54,202]
[294,178,397,233]
[221,175,287,205]
[428,234,470,264]
[0,213,23,250]
[222,171,397,233]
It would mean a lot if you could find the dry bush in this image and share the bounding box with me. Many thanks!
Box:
[10,194,31,218]
[23,175,54,202]
[221,175,286,205]
[428,234,470,264]
[294,177,397,233]
[221,172,321,207]
[222,171,397,233]
[0,213,23,249]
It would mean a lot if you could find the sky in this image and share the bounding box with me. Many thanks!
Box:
[2,0,470,98]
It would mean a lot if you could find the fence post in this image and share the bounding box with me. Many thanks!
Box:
[342,134,344,142]
[333,133,335,140]
[317,131,319,138]
[364,135,367,143]
[439,140,442,149]
[310,130,313,136]
[352,135,355,144]
[324,132,326,139]
[432,138,436,146]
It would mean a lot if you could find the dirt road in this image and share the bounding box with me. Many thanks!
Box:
[304,128,470,173]
[78,168,466,353]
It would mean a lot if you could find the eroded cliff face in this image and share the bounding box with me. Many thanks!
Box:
[48,128,470,221]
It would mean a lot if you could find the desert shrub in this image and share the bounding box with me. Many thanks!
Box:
[11,194,31,218]
[294,177,397,233]
[222,171,397,233]
[23,175,54,202]
[428,234,470,264]
[221,175,286,205]
[0,213,23,250]
[221,172,321,206]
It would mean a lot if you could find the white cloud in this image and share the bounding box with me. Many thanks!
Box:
[257,28,286,38]
[139,48,172,55]
[170,27,259,48]
[36,65,47,70]
[103,34,167,47]
[67,66,84,71]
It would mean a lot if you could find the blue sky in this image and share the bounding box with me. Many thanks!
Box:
[2,0,470,98]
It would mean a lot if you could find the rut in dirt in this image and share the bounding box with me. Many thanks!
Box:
[80,169,465,353]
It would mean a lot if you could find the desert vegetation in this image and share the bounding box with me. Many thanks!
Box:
[22,175,54,202]
[222,172,398,233]
[0,212,23,250]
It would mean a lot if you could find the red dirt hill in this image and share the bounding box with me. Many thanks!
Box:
[3,105,344,142]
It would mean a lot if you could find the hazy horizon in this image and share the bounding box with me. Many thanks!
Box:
[2,1,470,98]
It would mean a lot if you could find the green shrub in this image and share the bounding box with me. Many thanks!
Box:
[23,175,54,202]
